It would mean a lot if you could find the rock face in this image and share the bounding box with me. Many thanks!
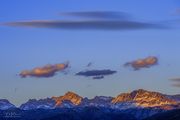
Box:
[52,91,83,106]
[0,99,16,110]
[80,96,113,107]
[166,94,180,101]
[112,89,177,108]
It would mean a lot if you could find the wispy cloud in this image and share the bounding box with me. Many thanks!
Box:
[174,8,180,15]
[172,84,180,88]
[20,62,69,78]
[170,78,180,82]
[124,56,158,70]
[2,11,165,30]
[76,69,117,79]
[169,78,180,88]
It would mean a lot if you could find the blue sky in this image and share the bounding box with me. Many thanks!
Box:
[0,0,180,106]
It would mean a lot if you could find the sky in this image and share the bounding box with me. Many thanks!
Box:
[0,0,180,106]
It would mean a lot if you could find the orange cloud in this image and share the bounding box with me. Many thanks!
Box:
[124,56,158,70]
[20,62,69,78]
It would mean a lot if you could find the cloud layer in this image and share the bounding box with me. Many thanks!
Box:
[124,56,158,70]
[20,62,69,78]
[76,69,117,78]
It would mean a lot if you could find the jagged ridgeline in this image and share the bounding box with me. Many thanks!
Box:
[0,89,180,120]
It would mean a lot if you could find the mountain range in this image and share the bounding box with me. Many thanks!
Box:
[17,89,180,110]
[0,89,179,120]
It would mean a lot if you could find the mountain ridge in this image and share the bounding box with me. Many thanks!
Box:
[112,89,177,108]
[0,99,16,110]
[1,89,180,110]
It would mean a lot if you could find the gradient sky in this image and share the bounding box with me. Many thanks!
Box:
[0,0,180,106]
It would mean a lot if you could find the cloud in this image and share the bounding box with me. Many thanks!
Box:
[2,11,165,30]
[76,69,117,78]
[20,62,69,78]
[3,20,164,30]
[124,56,158,70]
[172,84,180,88]
[169,78,180,88]
[60,11,129,20]
[169,78,180,82]
[174,8,180,15]
[93,76,104,80]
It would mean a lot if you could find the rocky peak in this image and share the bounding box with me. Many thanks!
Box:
[52,91,83,106]
[20,98,55,110]
[112,89,177,108]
